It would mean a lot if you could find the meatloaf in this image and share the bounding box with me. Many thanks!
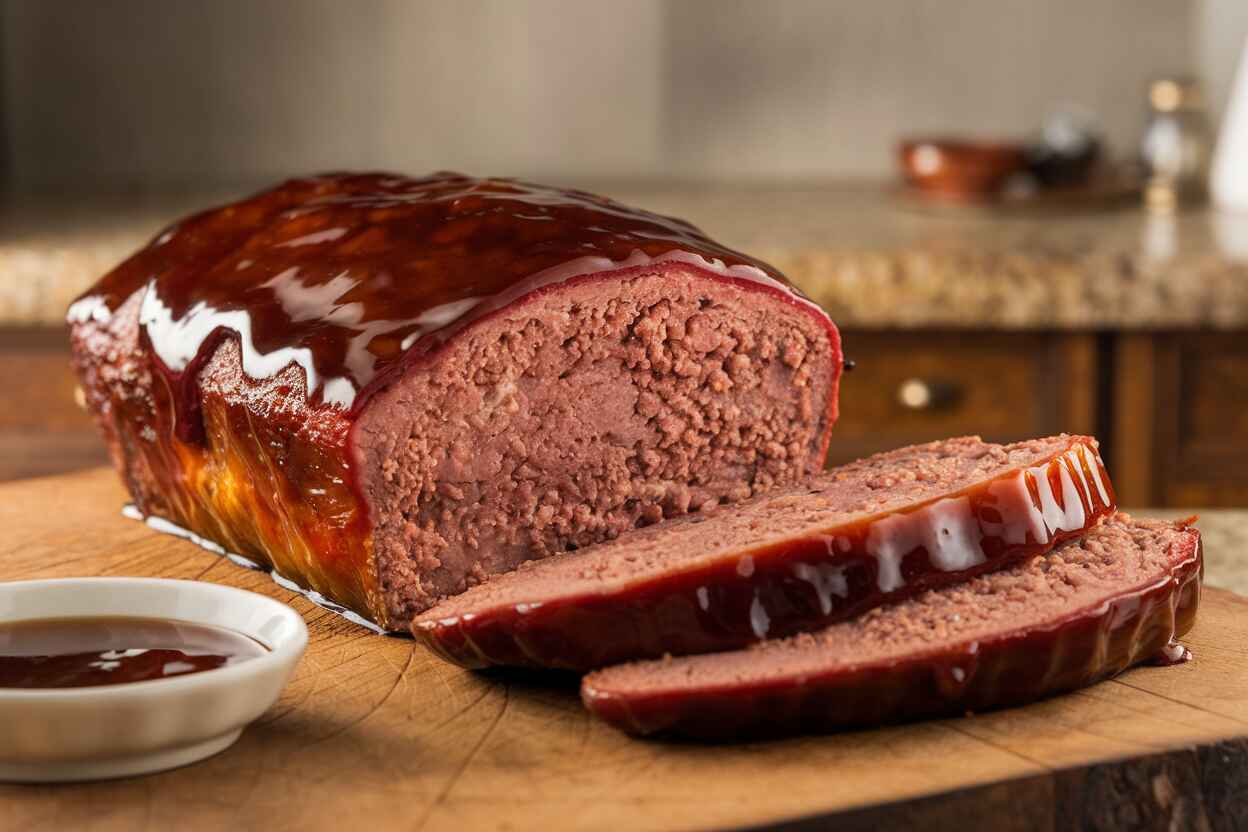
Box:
[413,435,1116,669]
[67,173,842,629]
[582,515,1202,738]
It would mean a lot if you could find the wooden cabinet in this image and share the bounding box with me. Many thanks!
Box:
[828,331,1097,467]
[2,326,1245,508]
[835,329,1248,508]
[1115,332,1248,508]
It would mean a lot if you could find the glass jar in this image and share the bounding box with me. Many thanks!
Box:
[1140,78,1212,211]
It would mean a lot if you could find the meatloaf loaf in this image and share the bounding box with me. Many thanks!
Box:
[67,173,842,629]
[413,435,1116,669]
[582,515,1202,738]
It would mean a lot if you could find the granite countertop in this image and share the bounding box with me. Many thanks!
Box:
[3,183,1248,329]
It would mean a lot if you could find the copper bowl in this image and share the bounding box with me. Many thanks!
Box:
[899,138,1027,200]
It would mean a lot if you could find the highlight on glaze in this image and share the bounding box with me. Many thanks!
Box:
[67,172,825,423]
[413,437,1119,670]
[580,519,1202,739]
[68,172,841,629]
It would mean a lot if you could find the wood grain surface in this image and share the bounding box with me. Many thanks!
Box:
[2,469,1246,832]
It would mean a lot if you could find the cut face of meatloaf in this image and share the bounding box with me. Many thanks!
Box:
[67,173,842,630]
[412,435,1116,669]
[582,515,1202,739]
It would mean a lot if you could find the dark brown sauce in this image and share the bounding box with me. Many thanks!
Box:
[0,616,268,689]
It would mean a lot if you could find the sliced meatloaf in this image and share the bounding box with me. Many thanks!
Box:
[412,435,1115,669]
[67,173,842,629]
[582,515,1202,739]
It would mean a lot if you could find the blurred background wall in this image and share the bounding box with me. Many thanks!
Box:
[1,1,1247,508]
[3,0,1242,189]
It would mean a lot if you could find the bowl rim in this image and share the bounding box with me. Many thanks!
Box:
[0,577,308,701]
[899,136,1028,157]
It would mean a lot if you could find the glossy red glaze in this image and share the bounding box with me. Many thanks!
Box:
[414,438,1116,670]
[68,173,839,627]
[582,526,1202,739]
[70,172,826,433]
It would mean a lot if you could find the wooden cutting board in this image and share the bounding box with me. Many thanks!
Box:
[3,469,1246,832]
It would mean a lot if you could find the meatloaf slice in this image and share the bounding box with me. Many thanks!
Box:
[412,435,1115,669]
[67,173,841,630]
[582,515,1202,739]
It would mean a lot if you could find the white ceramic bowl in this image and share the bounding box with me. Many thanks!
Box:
[0,577,307,783]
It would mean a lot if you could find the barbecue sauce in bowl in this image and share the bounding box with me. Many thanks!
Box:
[0,617,267,689]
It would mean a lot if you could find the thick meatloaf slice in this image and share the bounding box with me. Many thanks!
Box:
[67,173,841,630]
[412,435,1115,669]
[582,515,1202,739]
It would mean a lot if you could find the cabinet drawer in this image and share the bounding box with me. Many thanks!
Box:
[1144,333,1248,507]
[828,331,1096,467]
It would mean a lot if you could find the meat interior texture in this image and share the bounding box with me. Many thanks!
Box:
[582,515,1203,738]
[410,435,1116,669]
[66,172,841,630]
[417,435,1096,613]
[357,271,835,625]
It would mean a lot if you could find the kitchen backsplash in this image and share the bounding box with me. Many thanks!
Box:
[1,0,1242,188]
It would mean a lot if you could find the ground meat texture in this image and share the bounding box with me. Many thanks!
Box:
[67,173,841,629]
[581,515,1202,739]
[356,272,838,625]
[410,435,1116,669]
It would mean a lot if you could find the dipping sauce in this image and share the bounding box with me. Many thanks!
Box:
[0,617,267,689]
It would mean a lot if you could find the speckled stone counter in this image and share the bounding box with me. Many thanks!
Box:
[0,191,201,326]
[3,183,1248,329]
[627,184,1248,331]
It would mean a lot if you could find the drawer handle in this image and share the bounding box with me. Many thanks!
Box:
[897,378,962,411]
